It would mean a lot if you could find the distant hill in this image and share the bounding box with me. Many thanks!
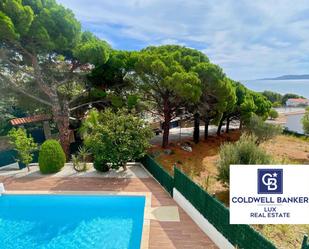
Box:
[259,74,309,80]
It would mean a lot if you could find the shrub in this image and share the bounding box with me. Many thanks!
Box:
[72,146,90,172]
[269,109,279,119]
[8,128,37,172]
[82,108,153,171]
[217,134,273,187]
[245,114,282,144]
[93,157,110,172]
[38,140,66,174]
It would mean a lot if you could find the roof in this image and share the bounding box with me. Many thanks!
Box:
[10,114,52,126]
[287,98,309,103]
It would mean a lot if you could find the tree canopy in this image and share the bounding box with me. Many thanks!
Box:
[192,63,236,139]
[0,0,293,151]
[0,0,111,155]
[130,45,205,147]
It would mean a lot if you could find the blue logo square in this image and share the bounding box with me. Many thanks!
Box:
[258,169,283,194]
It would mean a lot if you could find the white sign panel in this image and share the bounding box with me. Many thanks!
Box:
[230,165,309,224]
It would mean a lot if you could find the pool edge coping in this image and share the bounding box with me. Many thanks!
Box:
[3,190,151,249]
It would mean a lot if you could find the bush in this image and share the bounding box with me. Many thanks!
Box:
[93,157,110,172]
[38,140,66,174]
[82,108,153,171]
[217,134,273,187]
[269,109,279,119]
[8,128,37,171]
[245,114,282,144]
[72,146,90,172]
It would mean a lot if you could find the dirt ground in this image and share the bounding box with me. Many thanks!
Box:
[149,130,241,198]
[262,135,309,164]
[149,130,309,249]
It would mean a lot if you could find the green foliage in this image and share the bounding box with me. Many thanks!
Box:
[245,114,282,144]
[269,109,279,119]
[223,82,271,124]
[108,94,124,108]
[282,93,305,105]
[134,45,203,104]
[217,134,273,187]
[136,46,201,103]
[93,156,110,172]
[82,109,153,170]
[192,63,236,125]
[38,139,65,174]
[0,10,18,40]
[74,32,111,65]
[0,0,81,52]
[0,0,34,37]
[251,92,272,120]
[88,50,138,89]
[0,98,21,135]
[272,101,282,108]
[72,146,89,172]
[89,88,107,99]
[0,0,110,155]
[302,112,309,134]
[8,127,37,170]
[262,90,282,103]
[128,45,206,147]
[127,94,139,109]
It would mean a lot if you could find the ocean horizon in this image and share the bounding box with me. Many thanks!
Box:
[241,79,309,99]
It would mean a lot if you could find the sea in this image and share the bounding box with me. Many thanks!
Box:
[241,79,309,134]
[241,79,309,99]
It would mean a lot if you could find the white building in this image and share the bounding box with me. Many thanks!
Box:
[286,98,309,107]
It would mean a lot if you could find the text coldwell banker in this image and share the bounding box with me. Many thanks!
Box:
[231,196,309,204]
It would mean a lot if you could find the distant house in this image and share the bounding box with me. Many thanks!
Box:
[286,98,309,107]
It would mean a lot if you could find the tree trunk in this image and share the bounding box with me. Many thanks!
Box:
[52,100,70,159]
[162,99,171,148]
[162,115,171,148]
[239,119,243,130]
[217,117,224,136]
[204,118,210,140]
[226,117,230,133]
[123,164,127,171]
[193,112,200,144]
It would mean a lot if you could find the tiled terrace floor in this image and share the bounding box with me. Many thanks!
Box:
[0,165,217,249]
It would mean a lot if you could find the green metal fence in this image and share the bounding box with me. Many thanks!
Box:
[174,167,276,249]
[141,155,309,249]
[0,149,18,168]
[302,235,309,249]
[140,155,174,196]
[0,149,39,169]
[140,155,278,249]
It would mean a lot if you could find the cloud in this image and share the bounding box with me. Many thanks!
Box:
[58,0,309,80]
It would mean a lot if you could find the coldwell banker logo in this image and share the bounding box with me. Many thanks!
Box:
[258,168,283,194]
[230,165,309,224]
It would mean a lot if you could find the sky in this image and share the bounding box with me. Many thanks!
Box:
[57,0,309,80]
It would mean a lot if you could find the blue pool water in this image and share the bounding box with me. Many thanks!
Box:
[0,195,145,249]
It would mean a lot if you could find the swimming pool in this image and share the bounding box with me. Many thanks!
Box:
[0,194,146,249]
